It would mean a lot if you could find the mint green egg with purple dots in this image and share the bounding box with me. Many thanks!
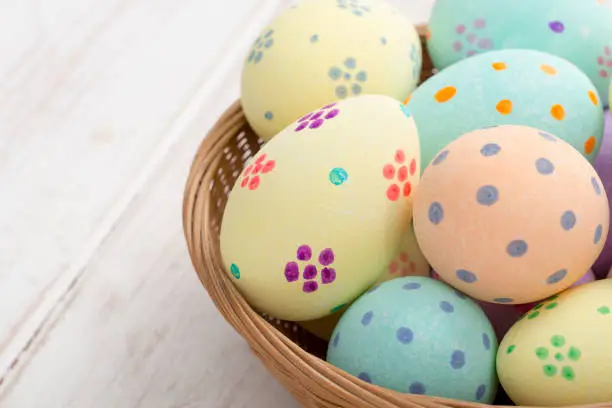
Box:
[406,49,604,172]
[327,276,498,402]
[427,0,612,106]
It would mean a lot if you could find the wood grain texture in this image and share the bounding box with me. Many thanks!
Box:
[0,0,433,406]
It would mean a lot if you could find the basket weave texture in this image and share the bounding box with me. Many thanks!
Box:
[181,25,583,408]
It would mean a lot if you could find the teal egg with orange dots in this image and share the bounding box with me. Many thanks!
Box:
[405,49,604,172]
[327,276,498,403]
[497,279,612,406]
[426,0,612,108]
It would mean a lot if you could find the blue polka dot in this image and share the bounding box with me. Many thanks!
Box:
[367,284,380,294]
[332,332,340,347]
[432,150,449,165]
[592,177,602,196]
[264,111,273,120]
[547,269,567,284]
[409,382,426,394]
[476,384,486,401]
[428,202,444,225]
[358,372,372,383]
[328,67,342,80]
[482,333,491,350]
[336,85,347,98]
[535,158,555,175]
[329,168,348,186]
[230,264,240,279]
[356,71,367,82]
[403,282,421,290]
[494,297,514,303]
[538,131,557,142]
[480,143,501,157]
[456,269,478,283]
[594,224,603,244]
[361,311,374,326]
[310,34,319,43]
[561,211,576,231]
[396,327,414,344]
[352,83,362,95]
[476,185,499,206]
[380,36,387,45]
[440,301,454,313]
[343,73,351,80]
[344,57,357,69]
[254,51,263,64]
[450,350,466,369]
[454,290,467,299]
[507,240,528,257]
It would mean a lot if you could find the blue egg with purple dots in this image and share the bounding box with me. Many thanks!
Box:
[326,276,498,403]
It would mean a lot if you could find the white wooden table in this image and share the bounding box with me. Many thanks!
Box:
[0,1,433,406]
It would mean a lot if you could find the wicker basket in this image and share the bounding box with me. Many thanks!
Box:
[182,25,514,408]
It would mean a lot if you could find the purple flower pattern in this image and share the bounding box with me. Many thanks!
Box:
[284,245,337,293]
[451,18,493,58]
[295,103,340,132]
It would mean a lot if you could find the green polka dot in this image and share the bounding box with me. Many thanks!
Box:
[545,302,558,310]
[329,168,348,186]
[528,311,540,320]
[554,352,564,361]
[535,347,549,359]
[562,366,575,381]
[598,306,611,315]
[551,335,566,348]
[230,263,240,279]
[568,346,581,361]
[543,364,558,377]
[534,303,544,310]
[507,345,516,354]
[548,294,559,301]
[330,303,346,313]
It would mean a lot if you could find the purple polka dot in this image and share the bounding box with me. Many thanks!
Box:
[477,38,493,49]
[332,332,340,347]
[284,262,299,282]
[361,311,374,326]
[309,118,324,129]
[482,333,491,350]
[295,122,308,132]
[303,264,317,280]
[403,282,421,290]
[323,103,337,109]
[440,301,454,313]
[409,382,426,394]
[476,384,486,401]
[549,21,565,33]
[319,248,335,266]
[302,281,318,293]
[467,33,477,44]
[311,111,324,120]
[358,372,372,383]
[450,350,466,369]
[298,112,312,122]
[474,18,486,29]
[325,109,340,119]
[453,41,463,52]
[466,50,477,57]
[396,327,414,344]
[321,267,336,284]
[456,24,466,34]
[297,245,312,261]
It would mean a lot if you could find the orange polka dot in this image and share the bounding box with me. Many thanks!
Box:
[551,104,565,120]
[241,177,249,188]
[387,184,400,201]
[398,166,408,182]
[496,99,513,115]
[589,91,599,106]
[389,261,399,274]
[383,164,395,180]
[409,159,417,176]
[395,149,406,164]
[426,27,432,40]
[541,65,557,75]
[243,164,253,176]
[403,182,412,197]
[434,86,457,103]
[403,95,412,105]
[399,252,409,263]
[585,136,597,155]
[248,176,260,190]
[492,62,507,71]
[262,160,275,173]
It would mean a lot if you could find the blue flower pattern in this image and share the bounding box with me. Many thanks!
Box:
[337,0,371,16]
[328,58,368,99]
[248,29,275,64]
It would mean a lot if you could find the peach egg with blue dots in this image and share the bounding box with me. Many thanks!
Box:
[405,48,604,173]
[497,279,612,406]
[413,124,610,305]
[327,276,498,403]
[220,94,421,322]
[426,0,612,108]
[240,0,422,142]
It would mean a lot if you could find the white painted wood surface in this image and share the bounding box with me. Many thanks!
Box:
[0,1,433,407]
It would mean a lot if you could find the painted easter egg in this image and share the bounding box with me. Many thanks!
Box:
[497,279,612,406]
[592,111,612,278]
[241,0,422,141]
[426,0,612,107]
[220,94,420,321]
[405,49,604,172]
[327,276,498,403]
[413,125,610,305]
[376,221,430,284]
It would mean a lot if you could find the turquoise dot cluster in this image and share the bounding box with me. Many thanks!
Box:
[327,277,498,403]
